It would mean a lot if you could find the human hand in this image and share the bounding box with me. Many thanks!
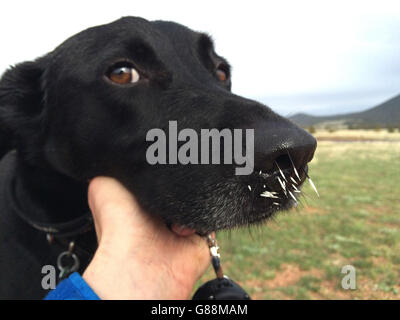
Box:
[82,176,211,300]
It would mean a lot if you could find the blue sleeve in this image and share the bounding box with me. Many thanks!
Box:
[44,272,100,300]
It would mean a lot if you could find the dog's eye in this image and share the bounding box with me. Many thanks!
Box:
[216,65,229,82]
[216,69,227,82]
[107,66,140,84]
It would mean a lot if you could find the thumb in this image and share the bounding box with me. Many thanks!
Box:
[87,176,151,243]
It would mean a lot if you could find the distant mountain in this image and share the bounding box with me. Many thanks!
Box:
[289,94,400,128]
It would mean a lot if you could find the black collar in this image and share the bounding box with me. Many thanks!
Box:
[3,151,94,239]
[12,204,93,238]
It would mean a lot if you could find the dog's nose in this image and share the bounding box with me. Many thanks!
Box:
[253,116,317,173]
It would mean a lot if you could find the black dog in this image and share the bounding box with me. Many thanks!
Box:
[0,17,316,299]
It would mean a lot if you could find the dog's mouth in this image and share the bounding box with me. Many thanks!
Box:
[169,153,317,236]
[246,160,309,223]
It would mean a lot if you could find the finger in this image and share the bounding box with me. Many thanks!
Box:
[186,233,212,276]
[88,176,169,245]
[87,176,144,240]
[88,176,137,216]
[171,224,196,236]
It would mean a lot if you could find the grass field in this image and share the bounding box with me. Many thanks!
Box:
[313,128,400,141]
[196,131,400,299]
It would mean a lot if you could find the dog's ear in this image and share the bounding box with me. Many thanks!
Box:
[0,60,46,159]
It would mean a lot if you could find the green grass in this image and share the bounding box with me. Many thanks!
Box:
[196,141,400,299]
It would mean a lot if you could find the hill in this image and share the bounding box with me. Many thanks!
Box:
[289,94,400,129]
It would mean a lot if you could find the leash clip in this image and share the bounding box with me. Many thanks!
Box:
[57,241,80,280]
[193,235,251,299]
[207,235,224,279]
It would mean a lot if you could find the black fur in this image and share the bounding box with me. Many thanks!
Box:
[0,17,316,298]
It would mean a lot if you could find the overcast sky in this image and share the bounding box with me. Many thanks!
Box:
[1,0,399,116]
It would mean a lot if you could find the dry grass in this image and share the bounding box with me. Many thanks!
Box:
[313,129,400,141]
[312,140,400,162]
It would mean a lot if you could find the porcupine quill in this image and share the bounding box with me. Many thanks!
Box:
[260,191,279,199]
[287,152,301,182]
[287,151,320,197]
[304,169,319,197]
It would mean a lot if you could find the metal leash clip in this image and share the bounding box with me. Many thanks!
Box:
[57,241,80,280]
[192,234,251,300]
[207,234,224,279]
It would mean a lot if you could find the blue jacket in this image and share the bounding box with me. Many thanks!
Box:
[45,272,100,300]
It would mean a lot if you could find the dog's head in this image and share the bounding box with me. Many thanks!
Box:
[0,17,316,234]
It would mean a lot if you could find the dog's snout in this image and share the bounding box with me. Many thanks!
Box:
[254,117,317,173]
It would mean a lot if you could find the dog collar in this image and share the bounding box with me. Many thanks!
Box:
[15,209,94,238]
[3,151,94,238]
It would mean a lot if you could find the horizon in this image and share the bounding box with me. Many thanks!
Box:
[283,91,399,118]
